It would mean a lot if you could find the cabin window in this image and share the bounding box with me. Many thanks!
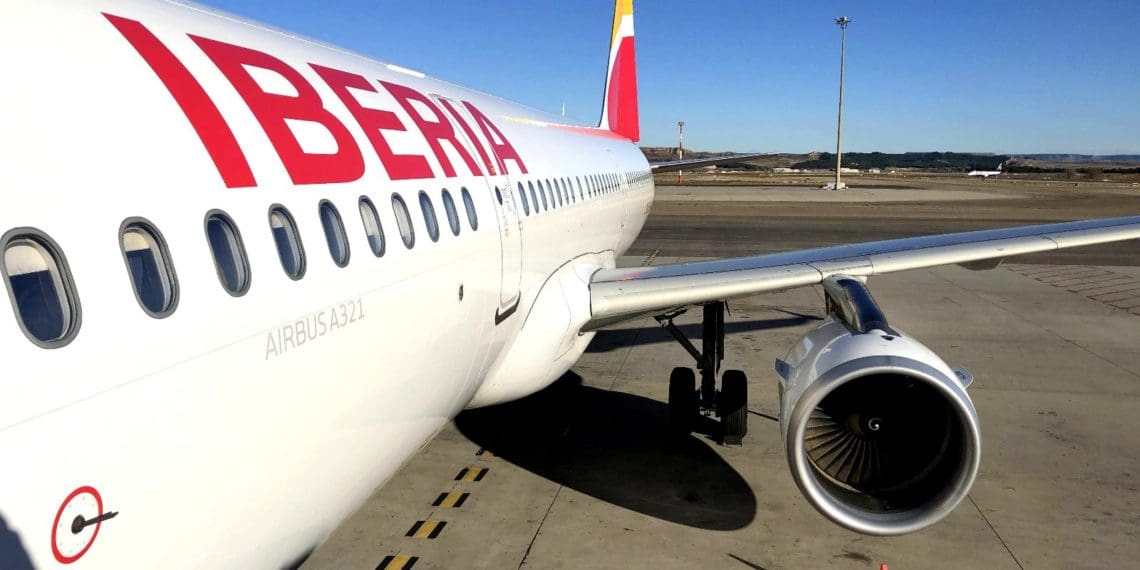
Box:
[268,206,305,279]
[555,179,564,207]
[517,182,530,216]
[319,200,350,267]
[460,187,478,230]
[205,211,250,296]
[358,197,385,257]
[442,189,462,236]
[120,219,179,316]
[419,191,441,243]
[528,181,539,212]
[538,180,550,210]
[577,176,584,200]
[392,193,416,248]
[2,231,80,346]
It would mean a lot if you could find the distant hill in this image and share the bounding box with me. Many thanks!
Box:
[793,152,1008,171]
[641,148,1140,173]
[1013,154,1140,164]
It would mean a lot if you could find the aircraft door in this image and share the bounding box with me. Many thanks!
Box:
[431,94,522,321]
[488,177,523,320]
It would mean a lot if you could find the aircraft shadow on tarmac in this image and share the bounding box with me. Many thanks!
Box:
[585,312,820,354]
[455,373,757,531]
[0,513,32,570]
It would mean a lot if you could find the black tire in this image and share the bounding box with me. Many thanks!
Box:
[720,369,748,445]
[669,367,697,437]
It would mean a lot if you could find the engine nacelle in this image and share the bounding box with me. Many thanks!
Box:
[776,277,981,535]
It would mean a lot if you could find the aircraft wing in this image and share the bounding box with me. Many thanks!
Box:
[650,153,771,173]
[584,215,1140,331]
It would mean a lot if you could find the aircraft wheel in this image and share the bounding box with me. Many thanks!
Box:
[720,369,748,445]
[668,367,697,437]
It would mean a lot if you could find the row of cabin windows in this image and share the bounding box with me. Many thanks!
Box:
[514,170,649,217]
[0,188,480,348]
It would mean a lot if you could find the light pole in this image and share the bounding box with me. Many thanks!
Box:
[677,121,685,185]
[834,16,850,191]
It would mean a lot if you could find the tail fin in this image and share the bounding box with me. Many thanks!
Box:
[599,0,639,141]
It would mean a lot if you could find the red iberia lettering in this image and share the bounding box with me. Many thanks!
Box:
[104,14,256,188]
[381,82,482,178]
[436,98,497,176]
[310,65,432,181]
[191,36,364,185]
[463,102,528,175]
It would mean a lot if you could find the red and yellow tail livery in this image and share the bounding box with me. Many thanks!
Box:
[601,0,639,141]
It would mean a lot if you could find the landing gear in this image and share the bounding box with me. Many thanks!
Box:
[657,301,749,445]
[668,367,696,437]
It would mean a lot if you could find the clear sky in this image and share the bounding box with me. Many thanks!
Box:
[202,0,1139,154]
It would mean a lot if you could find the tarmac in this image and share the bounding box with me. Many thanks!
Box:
[303,182,1140,569]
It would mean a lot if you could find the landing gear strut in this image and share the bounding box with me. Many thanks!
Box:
[658,301,748,445]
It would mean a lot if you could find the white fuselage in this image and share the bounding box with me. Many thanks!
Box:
[0,1,652,567]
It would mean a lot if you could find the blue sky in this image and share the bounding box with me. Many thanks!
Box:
[202,0,1139,154]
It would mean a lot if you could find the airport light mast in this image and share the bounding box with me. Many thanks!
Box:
[677,120,685,185]
[833,16,851,191]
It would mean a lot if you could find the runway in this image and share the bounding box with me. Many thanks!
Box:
[303,182,1140,569]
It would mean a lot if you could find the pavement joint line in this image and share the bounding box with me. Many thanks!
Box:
[1038,268,1109,281]
[1019,263,1090,273]
[1043,274,1115,286]
[968,495,1024,570]
[1080,278,1140,291]
[1046,272,1116,285]
[1109,297,1140,309]
[1009,266,1140,316]
[1036,270,1106,283]
[517,485,562,569]
[1017,266,1090,277]
[1093,288,1140,302]
[1068,277,1137,292]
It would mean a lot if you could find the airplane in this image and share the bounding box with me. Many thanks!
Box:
[0,0,1138,567]
[967,168,1003,177]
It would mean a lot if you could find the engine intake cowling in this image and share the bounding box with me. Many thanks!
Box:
[776,278,980,535]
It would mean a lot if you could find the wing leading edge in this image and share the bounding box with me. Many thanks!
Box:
[650,153,771,173]
[585,215,1140,331]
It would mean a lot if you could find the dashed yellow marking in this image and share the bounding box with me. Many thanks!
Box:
[475,447,494,457]
[455,467,488,482]
[641,249,660,266]
[433,491,470,508]
[405,519,446,539]
[376,554,418,569]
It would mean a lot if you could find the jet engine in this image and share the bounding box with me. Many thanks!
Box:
[775,277,981,536]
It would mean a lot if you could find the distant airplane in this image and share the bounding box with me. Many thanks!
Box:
[967,168,1003,177]
[2,0,1139,567]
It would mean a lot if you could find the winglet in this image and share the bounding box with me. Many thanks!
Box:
[599,0,639,141]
